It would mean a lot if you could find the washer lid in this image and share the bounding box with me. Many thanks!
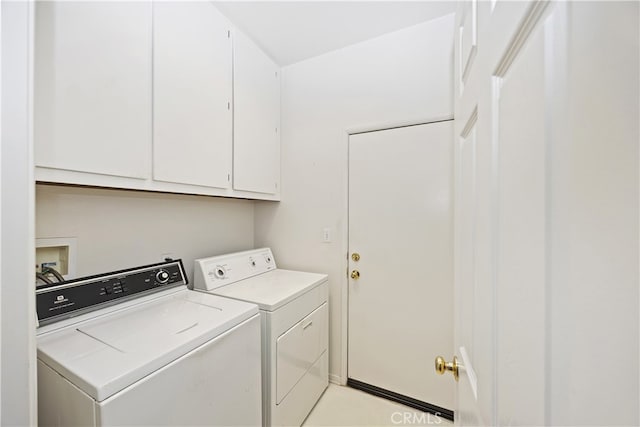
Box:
[37,289,258,402]
[208,269,328,311]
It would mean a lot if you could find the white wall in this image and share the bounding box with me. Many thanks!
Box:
[547,3,639,424]
[254,15,455,380]
[36,185,255,282]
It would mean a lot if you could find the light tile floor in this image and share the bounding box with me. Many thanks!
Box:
[302,384,453,427]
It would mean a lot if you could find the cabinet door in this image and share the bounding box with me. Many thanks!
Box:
[153,2,232,189]
[233,30,280,195]
[34,2,152,179]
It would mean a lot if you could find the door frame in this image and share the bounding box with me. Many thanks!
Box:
[338,114,454,386]
[1,0,38,424]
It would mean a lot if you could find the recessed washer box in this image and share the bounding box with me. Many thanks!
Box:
[35,237,77,279]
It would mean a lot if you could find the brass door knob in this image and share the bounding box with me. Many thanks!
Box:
[435,355,459,381]
[351,253,360,261]
[350,270,360,280]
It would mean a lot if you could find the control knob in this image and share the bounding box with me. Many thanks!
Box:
[214,266,226,279]
[156,269,170,284]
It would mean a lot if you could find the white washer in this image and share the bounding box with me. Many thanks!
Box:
[36,260,262,426]
[194,248,329,427]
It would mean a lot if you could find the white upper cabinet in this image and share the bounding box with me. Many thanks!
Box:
[33,2,280,201]
[153,2,232,189]
[34,2,152,179]
[233,30,281,195]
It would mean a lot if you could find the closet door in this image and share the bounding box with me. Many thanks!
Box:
[233,30,280,195]
[35,1,152,179]
[153,2,232,189]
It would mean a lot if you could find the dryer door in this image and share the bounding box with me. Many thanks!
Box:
[276,302,328,403]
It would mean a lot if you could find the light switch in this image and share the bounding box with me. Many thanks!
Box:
[322,227,331,243]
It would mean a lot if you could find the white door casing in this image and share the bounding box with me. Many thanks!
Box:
[348,121,454,412]
[1,1,38,424]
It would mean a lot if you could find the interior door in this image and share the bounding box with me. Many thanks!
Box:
[452,1,562,423]
[451,1,550,424]
[451,1,639,425]
[348,121,454,417]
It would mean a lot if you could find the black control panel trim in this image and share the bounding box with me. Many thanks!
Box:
[36,259,188,293]
[36,259,188,327]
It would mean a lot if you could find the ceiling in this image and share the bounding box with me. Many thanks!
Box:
[215,1,457,66]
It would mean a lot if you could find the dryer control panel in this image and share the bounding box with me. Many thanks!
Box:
[36,260,187,326]
[193,248,276,291]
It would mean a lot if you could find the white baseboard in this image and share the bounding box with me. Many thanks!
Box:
[329,373,346,385]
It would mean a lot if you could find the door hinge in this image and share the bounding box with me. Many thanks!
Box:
[227,30,231,38]
[228,174,230,182]
[227,102,231,110]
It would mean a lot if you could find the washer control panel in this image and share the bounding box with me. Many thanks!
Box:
[193,248,276,291]
[36,260,187,326]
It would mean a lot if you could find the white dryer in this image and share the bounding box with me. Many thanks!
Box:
[194,248,328,427]
[36,260,262,426]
